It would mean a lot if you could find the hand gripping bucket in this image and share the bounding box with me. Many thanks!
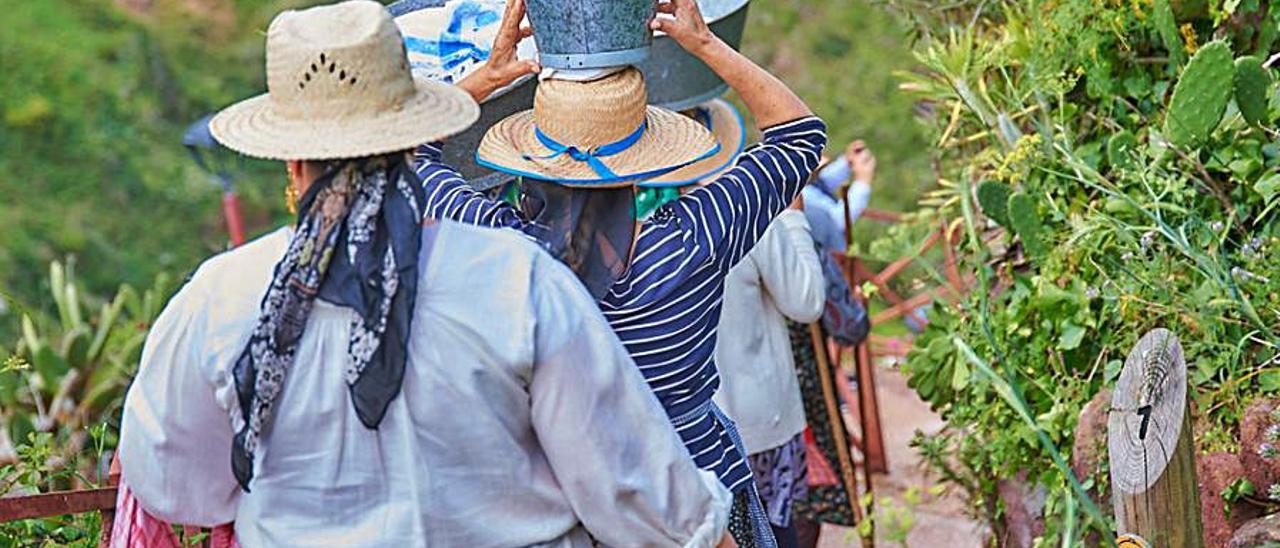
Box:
[388,0,537,188]
[638,0,750,110]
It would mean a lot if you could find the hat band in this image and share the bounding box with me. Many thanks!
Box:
[524,121,648,179]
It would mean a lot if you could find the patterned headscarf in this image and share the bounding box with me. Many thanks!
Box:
[230,153,425,491]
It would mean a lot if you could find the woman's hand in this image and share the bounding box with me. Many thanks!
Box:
[652,0,810,128]
[651,0,720,58]
[846,140,876,185]
[456,0,540,103]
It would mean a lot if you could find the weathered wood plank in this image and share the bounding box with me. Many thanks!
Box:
[0,488,117,522]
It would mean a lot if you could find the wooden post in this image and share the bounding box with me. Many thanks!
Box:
[808,324,870,543]
[1107,328,1203,548]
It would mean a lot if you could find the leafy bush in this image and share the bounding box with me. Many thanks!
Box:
[2,260,171,474]
[0,260,171,545]
[880,0,1280,541]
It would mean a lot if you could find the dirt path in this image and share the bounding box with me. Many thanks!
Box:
[818,364,987,547]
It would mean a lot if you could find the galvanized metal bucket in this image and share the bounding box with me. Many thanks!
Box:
[638,0,749,111]
[526,0,657,69]
[388,0,537,187]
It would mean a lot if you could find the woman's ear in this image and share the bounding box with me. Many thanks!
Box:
[286,160,305,187]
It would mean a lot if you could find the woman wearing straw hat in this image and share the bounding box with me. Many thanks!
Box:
[414,0,826,545]
[113,2,735,545]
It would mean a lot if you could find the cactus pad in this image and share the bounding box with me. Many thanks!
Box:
[1007,192,1047,258]
[1235,55,1273,127]
[1107,131,1140,170]
[1164,41,1234,149]
[976,181,1012,227]
[1153,0,1187,67]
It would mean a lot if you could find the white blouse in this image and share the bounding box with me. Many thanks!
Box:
[712,210,825,454]
[119,221,730,547]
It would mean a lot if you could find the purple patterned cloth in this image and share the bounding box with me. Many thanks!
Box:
[747,432,809,528]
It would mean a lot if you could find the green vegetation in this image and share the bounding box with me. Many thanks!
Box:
[0,0,301,344]
[882,0,1280,542]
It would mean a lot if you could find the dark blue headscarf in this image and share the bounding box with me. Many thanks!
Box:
[230,153,425,491]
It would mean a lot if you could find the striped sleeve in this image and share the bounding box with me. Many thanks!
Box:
[673,117,827,272]
[413,143,525,229]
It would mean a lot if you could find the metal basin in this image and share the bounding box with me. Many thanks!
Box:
[639,0,749,111]
[526,0,657,69]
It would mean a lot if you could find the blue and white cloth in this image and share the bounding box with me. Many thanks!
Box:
[413,116,828,494]
[393,0,536,85]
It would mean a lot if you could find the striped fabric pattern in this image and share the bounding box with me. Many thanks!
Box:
[414,117,827,492]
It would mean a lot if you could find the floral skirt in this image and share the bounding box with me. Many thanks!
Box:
[787,320,859,527]
[747,433,808,528]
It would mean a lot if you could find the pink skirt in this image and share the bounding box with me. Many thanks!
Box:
[110,482,237,548]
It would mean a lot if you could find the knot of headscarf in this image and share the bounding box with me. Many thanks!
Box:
[230,153,425,492]
[523,121,648,180]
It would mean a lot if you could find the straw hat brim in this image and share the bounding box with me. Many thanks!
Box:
[640,98,746,188]
[210,77,479,161]
[476,105,720,188]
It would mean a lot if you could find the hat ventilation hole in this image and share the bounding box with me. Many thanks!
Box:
[319,53,326,64]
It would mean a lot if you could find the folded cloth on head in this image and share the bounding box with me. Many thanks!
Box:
[540,66,627,82]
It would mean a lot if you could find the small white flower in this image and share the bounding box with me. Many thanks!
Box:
[1259,442,1279,459]
[1266,424,1280,442]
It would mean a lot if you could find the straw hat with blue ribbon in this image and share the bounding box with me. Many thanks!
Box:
[476,67,721,188]
[640,97,747,188]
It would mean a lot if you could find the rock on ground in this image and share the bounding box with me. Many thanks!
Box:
[1199,451,1264,547]
[1230,512,1280,547]
[1240,399,1280,493]
[1071,388,1112,506]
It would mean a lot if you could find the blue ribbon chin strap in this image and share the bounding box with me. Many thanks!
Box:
[525,121,648,179]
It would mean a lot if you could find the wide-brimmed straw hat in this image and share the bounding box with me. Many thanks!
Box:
[476,67,720,188]
[640,98,746,188]
[210,0,480,161]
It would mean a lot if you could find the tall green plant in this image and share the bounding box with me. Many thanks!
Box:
[882,0,1280,542]
[2,261,171,476]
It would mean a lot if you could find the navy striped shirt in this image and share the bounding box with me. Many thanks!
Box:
[414,117,827,492]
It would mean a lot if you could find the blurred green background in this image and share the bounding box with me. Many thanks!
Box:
[0,0,930,340]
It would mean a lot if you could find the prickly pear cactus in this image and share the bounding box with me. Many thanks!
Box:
[1164,41,1234,148]
[1107,131,1140,170]
[1153,0,1186,67]
[1235,55,1273,127]
[1007,192,1047,258]
[976,181,1012,227]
